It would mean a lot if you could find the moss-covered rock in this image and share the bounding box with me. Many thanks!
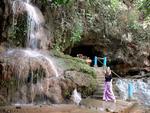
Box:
[51,50,96,78]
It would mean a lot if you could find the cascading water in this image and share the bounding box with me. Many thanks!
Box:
[0,0,59,105]
[115,78,150,106]
[71,89,82,105]
[12,0,47,49]
[12,0,58,76]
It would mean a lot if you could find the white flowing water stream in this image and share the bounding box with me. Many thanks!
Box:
[0,0,59,104]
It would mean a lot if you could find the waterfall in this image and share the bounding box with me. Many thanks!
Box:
[12,0,58,77]
[23,49,58,77]
[0,0,59,105]
[12,0,47,49]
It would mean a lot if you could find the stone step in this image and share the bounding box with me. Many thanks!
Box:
[96,80,104,81]
[92,95,103,99]
[96,81,104,82]
[96,83,103,85]
[96,79,104,81]
[96,76,104,78]
[95,83,104,86]
[96,77,105,80]
[95,86,103,89]
[94,92,103,95]
[96,85,103,87]
[93,67,105,99]
[96,78,104,80]
[95,88,103,91]
[96,85,104,87]
[96,75,104,77]
[96,86,104,89]
[96,81,104,84]
[96,78,104,79]
[94,88,103,93]
[95,86,104,89]
[96,80,104,82]
[94,89,103,92]
[97,80,104,81]
[95,89,103,92]
[96,83,104,85]
[96,82,104,84]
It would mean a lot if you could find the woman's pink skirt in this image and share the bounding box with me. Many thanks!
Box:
[103,81,116,102]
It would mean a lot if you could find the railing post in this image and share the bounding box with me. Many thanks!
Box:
[94,56,98,67]
[128,82,133,100]
[103,57,107,67]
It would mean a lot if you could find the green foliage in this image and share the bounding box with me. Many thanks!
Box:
[53,0,70,5]
[127,10,140,30]
[8,16,27,47]
[70,19,83,44]
[40,0,70,5]
[52,0,119,51]
[51,0,150,52]
[137,0,150,19]
[128,21,141,30]
[78,82,96,96]
[111,0,120,11]
[52,50,96,78]
[40,0,48,4]
[63,89,71,99]
[52,0,84,51]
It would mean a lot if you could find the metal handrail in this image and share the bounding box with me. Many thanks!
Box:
[96,57,133,98]
[97,59,123,79]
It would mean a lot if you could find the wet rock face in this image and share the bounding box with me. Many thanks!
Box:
[0,69,96,105]
[110,43,150,76]
[0,1,5,33]
[0,1,5,42]
[61,71,96,98]
[0,50,96,105]
[0,0,11,43]
[0,49,59,104]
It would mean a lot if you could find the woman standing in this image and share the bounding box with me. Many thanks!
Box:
[103,67,116,102]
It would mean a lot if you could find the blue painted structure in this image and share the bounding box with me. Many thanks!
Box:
[103,57,107,66]
[94,56,98,67]
[128,82,133,99]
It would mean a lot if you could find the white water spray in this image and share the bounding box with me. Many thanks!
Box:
[12,0,47,49]
[23,49,59,77]
[12,0,58,77]
[71,89,82,105]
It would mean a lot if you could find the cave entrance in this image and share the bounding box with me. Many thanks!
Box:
[69,45,104,66]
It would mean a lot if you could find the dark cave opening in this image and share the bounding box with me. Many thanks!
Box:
[69,45,105,66]
[64,45,149,77]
